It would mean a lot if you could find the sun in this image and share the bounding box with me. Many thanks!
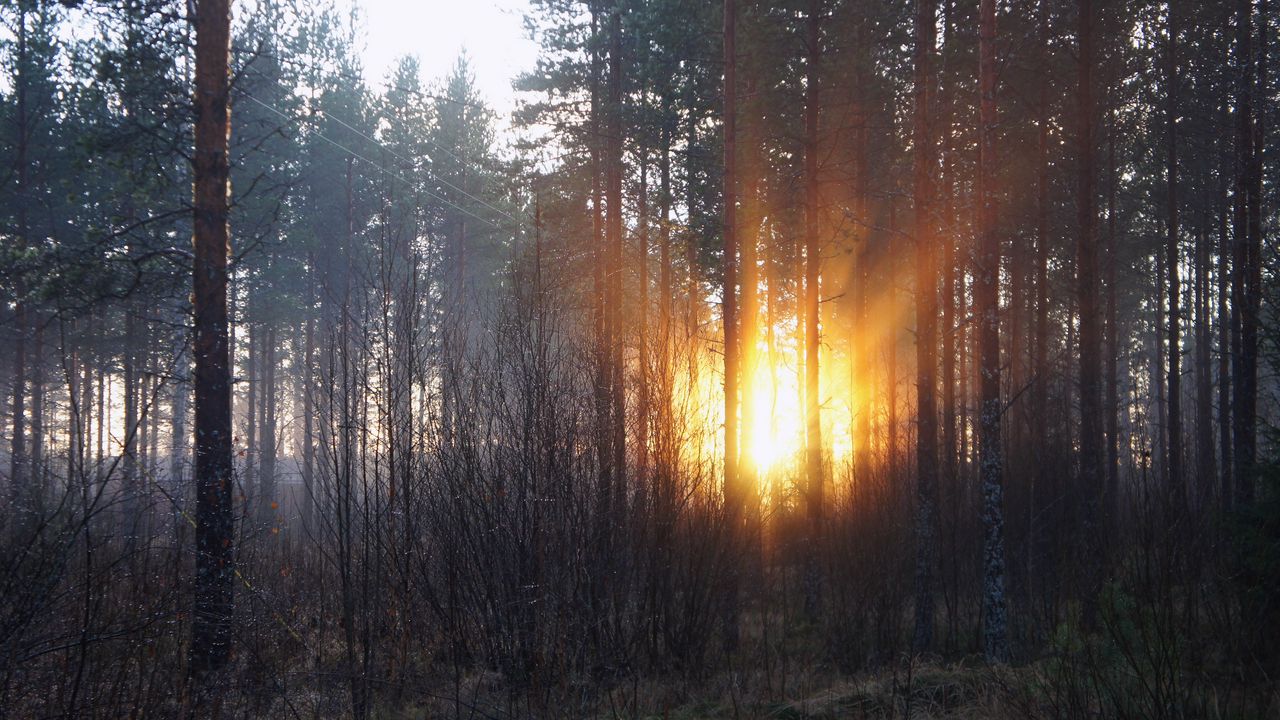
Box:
[741,355,803,476]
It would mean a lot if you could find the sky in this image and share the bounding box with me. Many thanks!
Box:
[350,0,539,119]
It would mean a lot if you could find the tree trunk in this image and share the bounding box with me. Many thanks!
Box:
[1077,0,1105,598]
[1105,94,1120,518]
[189,0,235,685]
[1217,182,1233,509]
[1195,224,1214,509]
[171,310,189,501]
[977,0,1008,663]
[259,324,277,528]
[607,2,626,508]
[721,0,741,650]
[301,309,316,531]
[9,1,29,512]
[723,0,740,513]
[1231,0,1261,507]
[852,20,872,485]
[124,310,140,529]
[803,0,825,619]
[912,0,939,653]
[244,319,257,503]
[1164,3,1184,511]
[740,69,761,505]
[589,5,612,543]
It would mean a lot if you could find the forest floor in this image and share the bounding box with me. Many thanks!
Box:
[617,662,1026,720]
[400,660,1049,719]
[399,654,1280,719]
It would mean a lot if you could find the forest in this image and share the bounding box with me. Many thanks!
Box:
[0,0,1278,716]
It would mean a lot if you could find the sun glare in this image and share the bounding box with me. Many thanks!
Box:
[673,323,862,498]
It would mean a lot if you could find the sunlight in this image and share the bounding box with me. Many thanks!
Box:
[743,350,801,475]
[672,317,863,493]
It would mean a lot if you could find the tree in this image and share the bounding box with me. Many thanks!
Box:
[976,0,1008,664]
[1076,0,1104,590]
[912,0,939,653]
[722,0,742,649]
[189,0,235,690]
[803,0,824,619]
[1164,0,1183,511]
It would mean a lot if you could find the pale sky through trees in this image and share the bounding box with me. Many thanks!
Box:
[350,0,537,116]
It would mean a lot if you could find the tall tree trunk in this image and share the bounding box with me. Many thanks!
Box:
[912,0,939,653]
[171,310,189,500]
[189,0,235,685]
[1217,181,1233,509]
[1156,251,1168,477]
[1232,0,1262,506]
[244,318,257,503]
[721,0,741,649]
[30,317,43,498]
[637,121,651,499]
[9,0,29,511]
[740,70,761,504]
[589,5,611,530]
[80,333,94,486]
[852,20,872,484]
[723,0,740,513]
[803,0,825,618]
[659,109,673,446]
[939,0,960,650]
[1195,224,1214,508]
[977,0,1008,663]
[1077,0,1105,601]
[1105,94,1120,517]
[124,310,139,529]
[1164,2,1184,511]
[301,308,316,531]
[259,324,277,528]
[606,2,626,507]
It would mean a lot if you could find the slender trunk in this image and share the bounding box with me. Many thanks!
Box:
[607,3,625,507]
[1105,94,1120,516]
[1195,223,1214,508]
[1156,252,1168,479]
[723,0,740,511]
[638,119,651,497]
[80,336,94,486]
[259,324,278,527]
[189,0,235,681]
[886,206,898,478]
[659,111,673,436]
[302,308,316,530]
[1077,0,1105,600]
[1217,180,1233,509]
[977,0,1008,663]
[939,0,960,650]
[912,0,939,652]
[1165,3,1184,511]
[244,319,257,502]
[722,0,741,649]
[171,311,189,499]
[740,73,761,502]
[9,2,29,510]
[590,5,612,535]
[803,0,825,618]
[852,22,872,483]
[124,311,139,524]
[941,94,958,506]
[1232,0,1262,506]
[1032,5,1051,603]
